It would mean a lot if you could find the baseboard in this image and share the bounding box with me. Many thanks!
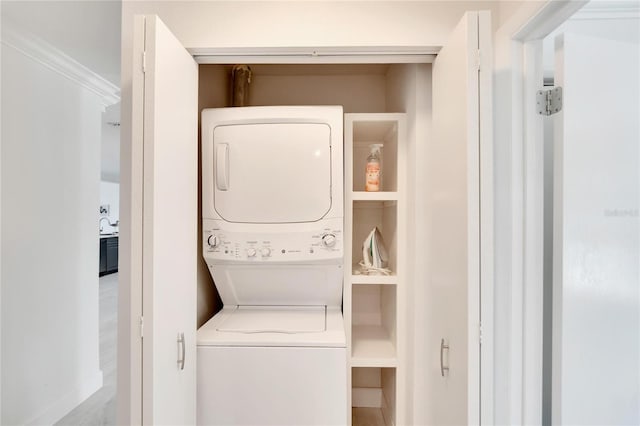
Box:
[26,370,103,426]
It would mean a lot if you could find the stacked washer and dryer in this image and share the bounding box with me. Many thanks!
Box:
[198,106,347,425]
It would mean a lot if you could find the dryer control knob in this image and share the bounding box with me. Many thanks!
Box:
[260,248,271,257]
[246,248,257,257]
[322,233,337,247]
[207,235,219,248]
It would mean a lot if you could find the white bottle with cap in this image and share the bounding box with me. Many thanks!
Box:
[365,144,383,192]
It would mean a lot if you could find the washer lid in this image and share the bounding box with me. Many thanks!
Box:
[197,307,345,347]
[216,306,326,333]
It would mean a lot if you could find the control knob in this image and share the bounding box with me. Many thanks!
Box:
[246,248,257,258]
[260,247,272,257]
[207,234,219,248]
[322,233,337,247]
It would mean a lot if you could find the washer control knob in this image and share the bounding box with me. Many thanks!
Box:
[246,248,257,257]
[260,247,272,257]
[207,235,219,248]
[322,233,337,247]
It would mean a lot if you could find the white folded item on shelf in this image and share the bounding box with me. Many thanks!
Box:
[359,227,391,275]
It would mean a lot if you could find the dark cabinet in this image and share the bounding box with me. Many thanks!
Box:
[100,239,107,274]
[99,236,118,276]
[106,237,119,272]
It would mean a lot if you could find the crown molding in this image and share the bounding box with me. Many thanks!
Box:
[1,22,120,107]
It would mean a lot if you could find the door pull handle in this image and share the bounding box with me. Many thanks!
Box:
[216,143,229,190]
[440,338,450,377]
[177,332,186,370]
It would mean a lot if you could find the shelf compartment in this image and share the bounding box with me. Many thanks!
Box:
[350,118,399,193]
[351,326,397,367]
[352,367,396,426]
[351,285,397,367]
[352,201,397,275]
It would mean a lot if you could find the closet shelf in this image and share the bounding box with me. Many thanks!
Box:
[351,191,398,201]
[351,273,398,285]
[351,325,397,367]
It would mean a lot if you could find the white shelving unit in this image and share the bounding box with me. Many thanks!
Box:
[344,114,406,426]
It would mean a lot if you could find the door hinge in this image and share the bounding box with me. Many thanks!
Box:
[474,49,481,71]
[479,322,483,345]
[141,51,147,73]
[536,87,563,116]
[139,316,144,338]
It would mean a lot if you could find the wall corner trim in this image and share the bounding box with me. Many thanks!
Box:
[1,21,120,107]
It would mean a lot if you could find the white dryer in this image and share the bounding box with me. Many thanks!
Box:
[198,106,346,425]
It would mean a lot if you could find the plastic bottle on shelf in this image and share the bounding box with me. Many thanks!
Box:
[365,144,383,192]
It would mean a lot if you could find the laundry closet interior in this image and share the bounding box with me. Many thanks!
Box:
[197,63,422,426]
[133,10,487,426]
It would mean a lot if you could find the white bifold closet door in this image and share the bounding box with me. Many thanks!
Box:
[552,30,639,425]
[424,10,491,426]
[135,15,199,425]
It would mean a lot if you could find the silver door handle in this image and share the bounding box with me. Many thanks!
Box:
[440,338,449,377]
[177,332,185,370]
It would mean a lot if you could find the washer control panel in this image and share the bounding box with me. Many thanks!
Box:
[203,219,343,262]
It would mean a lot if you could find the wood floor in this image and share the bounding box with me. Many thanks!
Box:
[56,273,118,426]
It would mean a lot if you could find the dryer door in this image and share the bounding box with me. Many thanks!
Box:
[213,122,332,223]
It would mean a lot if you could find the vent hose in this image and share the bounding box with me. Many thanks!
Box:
[231,65,252,106]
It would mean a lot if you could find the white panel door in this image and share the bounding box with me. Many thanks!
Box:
[552,30,639,425]
[138,15,199,425]
[425,11,490,425]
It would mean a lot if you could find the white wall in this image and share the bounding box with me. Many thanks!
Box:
[1,33,104,426]
[1,0,121,86]
[100,181,120,234]
[121,1,501,51]
[101,103,120,183]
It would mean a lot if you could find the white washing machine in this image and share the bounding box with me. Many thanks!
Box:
[198,106,346,425]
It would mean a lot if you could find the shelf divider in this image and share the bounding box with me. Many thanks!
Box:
[352,191,398,201]
[351,273,398,285]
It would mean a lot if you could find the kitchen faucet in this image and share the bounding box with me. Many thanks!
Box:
[99,217,119,233]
